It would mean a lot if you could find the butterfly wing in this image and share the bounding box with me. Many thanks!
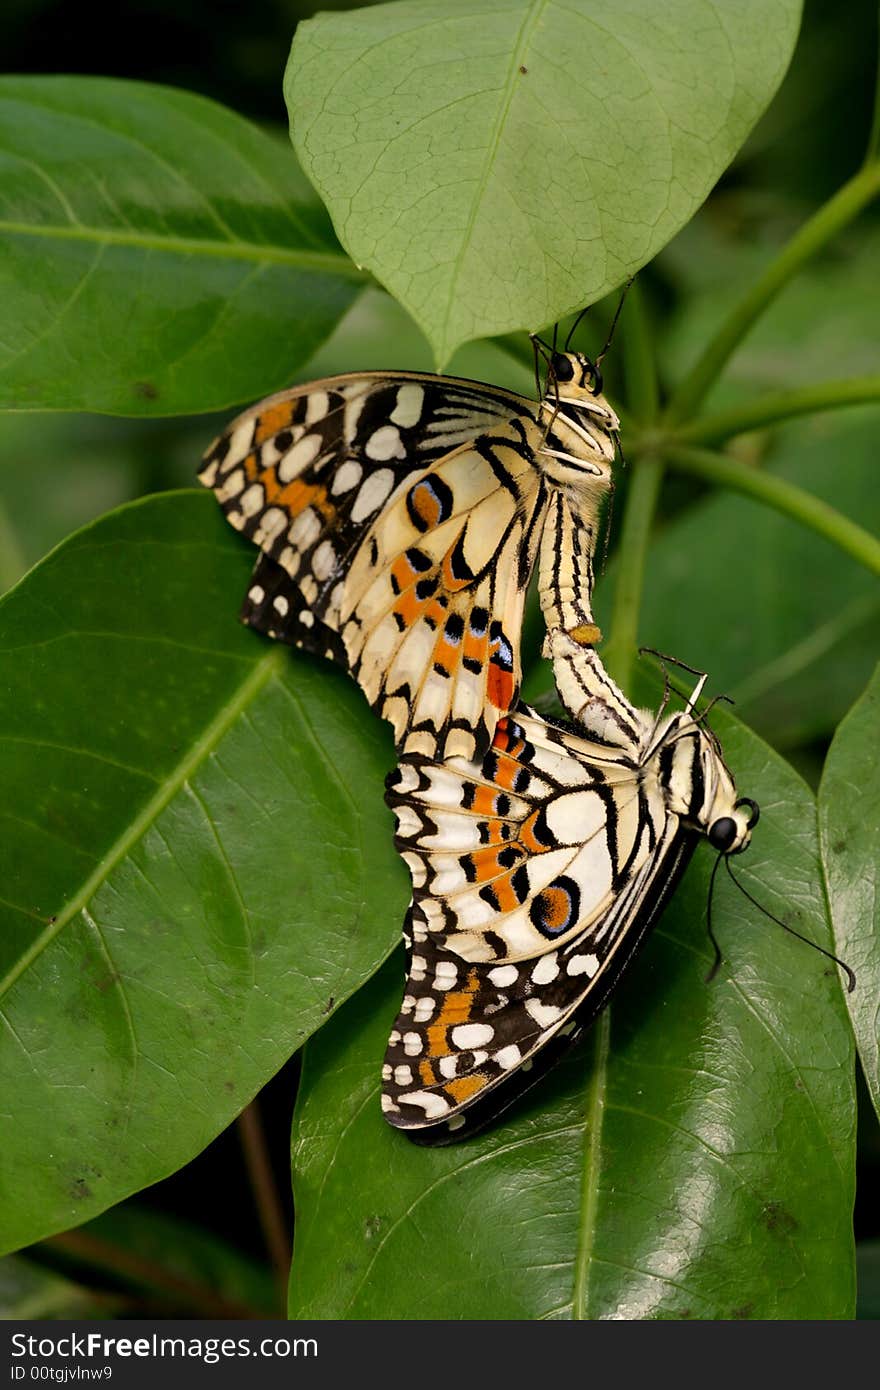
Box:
[382,708,695,1140]
[199,372,542,758]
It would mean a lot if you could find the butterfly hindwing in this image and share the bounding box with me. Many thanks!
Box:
[199,372,541,757]
[381,708,694,1137]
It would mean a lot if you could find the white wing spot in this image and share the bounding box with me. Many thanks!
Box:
[531,953,559,985]
[451,1023,494,1049]
[567,953,599,978]
[403,1031,424,1057]
[495,1044,522,1071]
[488,965,518,988]
[391,384,425,428]
[331,459,363,495]
[351,467,396,522]
[312,539,337,581]
[277,433,322,483]
[240,484,265,518]
[365,425,406,461]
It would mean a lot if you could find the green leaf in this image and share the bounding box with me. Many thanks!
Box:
[593,410,880,750]
[286,0,803,365]
[0,1255,113,1318]
[0,77,365,416]
[0,491,407,1254]
[289,710,855,1319]
[818,662,880,1119]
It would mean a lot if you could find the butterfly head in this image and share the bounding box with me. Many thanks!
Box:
[658,718,759,856]
[545,351,619,425]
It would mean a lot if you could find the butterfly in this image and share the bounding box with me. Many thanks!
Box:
[379,489,760,1143]
[198,350,619,760]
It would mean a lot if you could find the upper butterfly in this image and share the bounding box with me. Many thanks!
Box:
[198,351,618,760]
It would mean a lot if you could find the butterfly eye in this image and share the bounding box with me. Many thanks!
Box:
[708,817,738,852]
[735,797,760,830]
[550,352,575,383]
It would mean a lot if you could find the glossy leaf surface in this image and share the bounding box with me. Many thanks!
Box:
[819,662,880,1117]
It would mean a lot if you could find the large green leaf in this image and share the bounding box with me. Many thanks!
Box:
[819,662,880,1118]
[286,0,802,364]
[289,711,855,1319]
[0,77,364,415]
[0,491,406,1254]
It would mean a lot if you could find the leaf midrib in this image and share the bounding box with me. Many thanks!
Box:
[0,645,287,1003]
[0,218,368,278]
[571,1008,611,1319]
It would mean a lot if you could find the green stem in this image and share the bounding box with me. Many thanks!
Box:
[602,284,662,690]
[602,459,664,689]
[664,163,880,425]
[673,376,880,447]
[665,445,880,577]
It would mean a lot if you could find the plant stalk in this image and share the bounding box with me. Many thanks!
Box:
[664,163,880,425]
[602,283,662,690]
[672,376,880,448]
[664,445,880,577]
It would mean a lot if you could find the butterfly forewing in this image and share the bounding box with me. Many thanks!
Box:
[199,371,542,758]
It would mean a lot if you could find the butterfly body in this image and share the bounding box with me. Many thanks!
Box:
[199,357,619,759]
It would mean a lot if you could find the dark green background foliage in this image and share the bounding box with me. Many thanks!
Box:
[0,0,878,1320]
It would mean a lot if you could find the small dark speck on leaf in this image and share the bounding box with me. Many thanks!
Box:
[732,1303,753,1319]
[832,840,846,854]
[224,1080,235,1093]
[519,65,528,74]
[71,1178,92,1201]
[134,381,159,400]
[46,915,57,925]
[364,1215,382,1240]
[762,1200,798,1235]
[323,996,335,1016]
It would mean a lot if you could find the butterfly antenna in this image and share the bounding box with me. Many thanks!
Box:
[691,692,735,730]
[704,851,726,983]
[596,276,635,366]
[531,334,543,401]
[724,859,856,993]
[551,322,559,355]
[564,303,592,352]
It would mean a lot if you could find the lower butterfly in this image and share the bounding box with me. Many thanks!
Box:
[382,688,758,1143]
[380,490,760,1141]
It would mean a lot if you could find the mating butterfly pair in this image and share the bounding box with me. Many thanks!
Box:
[199,348,756,1142]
